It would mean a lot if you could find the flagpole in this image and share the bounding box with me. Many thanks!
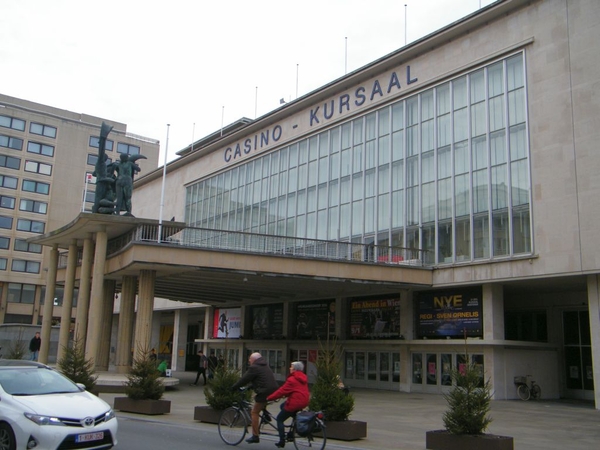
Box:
[158,124,170,243]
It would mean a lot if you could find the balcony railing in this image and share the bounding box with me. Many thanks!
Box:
[58,224,427,268]
[104,224,427,267]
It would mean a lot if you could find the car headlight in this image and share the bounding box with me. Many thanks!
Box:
[104,409,116,422]
[24,413,65,426]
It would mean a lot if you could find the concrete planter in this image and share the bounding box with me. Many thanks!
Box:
[113,397,171,415]
[193,406,223,424]
[317,420,367,441]
[426,430,514,450]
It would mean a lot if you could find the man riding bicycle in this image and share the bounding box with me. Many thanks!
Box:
[267,361,310,448]
[232,352,278,444]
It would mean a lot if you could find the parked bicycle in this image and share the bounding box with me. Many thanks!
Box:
[218,387,326,449]
[514,375,541,401]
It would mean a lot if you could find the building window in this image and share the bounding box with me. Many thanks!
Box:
[0,134,23,150]
[11,259,41,274]
[87,153,112,166]
[185,53,531,264]
[0,175,18,189]
[19,198,47,214]
[14,238,42,254]
[0,195,15,209]
[84,190,95,203]
[7,283,36,304]
[0,257,6,271]
[0,216,13,229]
[0,236,9,249]
[505,311,548,342]
[0,154,21,170]
[22,179,50,195]
[16,218,45,233]
[24,160,52,176]
[29,122,56,138]
[0,115,25,131]
[27,141,54,157]
[117,142,140,155]
[89,136,113,151]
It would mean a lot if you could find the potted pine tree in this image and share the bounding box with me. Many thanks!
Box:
[57,337,97,393]
[309,339,366,441]
[194,363,250,423]
[113,348,171,415]
[426,355,513,450]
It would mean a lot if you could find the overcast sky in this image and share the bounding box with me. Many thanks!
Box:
[1,0,494,164]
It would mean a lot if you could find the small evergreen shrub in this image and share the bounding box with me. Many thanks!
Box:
[125,348,165,400]
[57,337,97,392]
[204,365,250,410]
[309,339,354,422]
[442,357,492,435]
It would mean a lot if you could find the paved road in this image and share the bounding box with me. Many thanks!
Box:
[100,370,600,450]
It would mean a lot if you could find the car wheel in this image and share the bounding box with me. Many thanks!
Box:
[0,423,16,450]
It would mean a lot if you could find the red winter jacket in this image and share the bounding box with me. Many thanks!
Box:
[267,370,310,412]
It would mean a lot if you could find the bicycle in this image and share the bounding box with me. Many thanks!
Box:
[514,375,541,401]
[218,388,326,449]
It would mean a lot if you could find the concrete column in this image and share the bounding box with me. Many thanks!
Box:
[133,270,155,361]
[74,235,94,347]
[86,227,107,367]
[483,283,504,340]
[0,281,9,324]
[171,310,181,371]
[39,244,58,364]
[400,290,413,392]
[587,275,600,410]
[57,240,78,362]
[96,279,116,371]
[115,275,137,373]
[203,307,211,340]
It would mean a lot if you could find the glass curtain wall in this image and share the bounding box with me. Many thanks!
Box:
[185,53,531,264]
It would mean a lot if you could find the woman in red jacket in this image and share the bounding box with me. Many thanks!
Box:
[267,361,310,448]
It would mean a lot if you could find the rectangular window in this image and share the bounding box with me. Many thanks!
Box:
[27,142,54,157]
[11,259,41,274]
[0,115,26,131]
[0,236,9,249]
[0,154,21,169]
[89,136,114,150]
[7,283,36,303]
[87,153,112,166]
[117,142,140,155]
[22,180,50,195]
[0,134,23,150]
[0,175,18,189]
[29,122,56,138]
[0,258,6,271]
[19,199,47,214]
[0,216,13,229]
[0,195,15,209]
[14,238,42,253]
[24,160,52,176]
[16,218,45,233]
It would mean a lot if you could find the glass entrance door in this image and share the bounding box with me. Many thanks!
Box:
[344,350,400,389]
[563,311,594,399]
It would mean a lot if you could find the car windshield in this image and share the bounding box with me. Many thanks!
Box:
[0,368,80,395]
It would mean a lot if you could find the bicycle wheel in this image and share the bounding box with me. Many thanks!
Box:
[517,384,530,401]
[531,384,541,400]
[218,407,248,445]
[293,424,326,450]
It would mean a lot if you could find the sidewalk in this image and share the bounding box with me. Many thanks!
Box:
[98,370,600,450]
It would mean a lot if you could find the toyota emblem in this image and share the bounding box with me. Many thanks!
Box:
[83,417,94,427]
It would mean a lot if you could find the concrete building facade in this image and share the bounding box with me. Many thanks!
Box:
[0,93,159,342]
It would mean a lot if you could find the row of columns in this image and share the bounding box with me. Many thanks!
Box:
[38,227,158,373]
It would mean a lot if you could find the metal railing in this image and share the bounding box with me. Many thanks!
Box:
[102,224,427,267]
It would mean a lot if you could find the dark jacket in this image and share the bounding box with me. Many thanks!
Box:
[267,370,310,412]
[29,336,41,352]
[232,356,278,402]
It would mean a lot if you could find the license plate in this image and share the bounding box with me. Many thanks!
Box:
[76,432,104,443]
